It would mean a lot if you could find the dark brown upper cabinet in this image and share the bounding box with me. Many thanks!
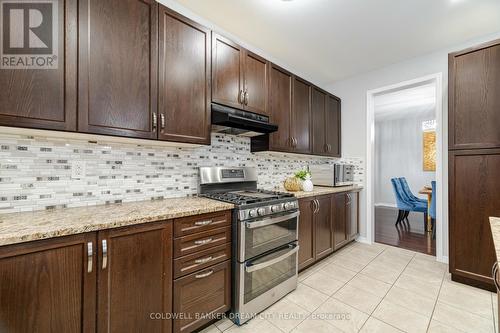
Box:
[311,88,341,157]
[0,0,77,131]
[212,33,244,110]
[268,64,293,151]
[212,33,269,115]
[291,77,312,154]
[326,95,341,157]
[158,6,211,145]
[312,88,327,155]
[449,40,500,150]
[78,0,158,139]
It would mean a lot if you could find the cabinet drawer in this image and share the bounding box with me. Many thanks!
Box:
[173,260,231,333]
[174,227,231,258]
[173,243,231,279]
[174,211,231,237]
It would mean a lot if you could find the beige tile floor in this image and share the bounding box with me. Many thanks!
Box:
[200,242,498,333]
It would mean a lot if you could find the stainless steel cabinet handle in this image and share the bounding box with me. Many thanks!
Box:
[194,238,213,245]
[87,242,93,273]
[160,114,165,129]
[195,269,214,279]
[347,193,351,205]
[152,113,157,130]
[194,256,213,264]
[324,144,328,152]
[239,90,244,104]
[194,220,213,226]
[492,262,500,290]
[102,239,108,270]
[244,89,249,105]
[294,138,298,147]
[316,199,320,213]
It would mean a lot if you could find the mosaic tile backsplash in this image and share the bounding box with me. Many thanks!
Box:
[0,132,364,214]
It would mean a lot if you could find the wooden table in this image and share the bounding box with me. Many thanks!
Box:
[419,188,433,232]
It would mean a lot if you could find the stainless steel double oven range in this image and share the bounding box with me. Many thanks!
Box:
[199,167,299,325]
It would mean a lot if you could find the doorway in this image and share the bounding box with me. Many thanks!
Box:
[366,74,445,260]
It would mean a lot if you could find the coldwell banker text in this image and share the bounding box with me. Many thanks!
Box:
[0,0,58,69]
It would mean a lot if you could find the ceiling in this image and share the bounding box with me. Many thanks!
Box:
[172,0,500,86]
[374,83,436,120]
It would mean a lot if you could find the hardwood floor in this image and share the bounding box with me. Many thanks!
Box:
[375,206,435,256]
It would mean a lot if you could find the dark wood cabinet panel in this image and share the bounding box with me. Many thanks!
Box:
[298,197,315,270]
[158,7,211,144]
[311,88,327,155]
[173,211,231,238]
[449,40,500,150]
[173,226,231,258]
[212,33,244,109]
[0,0,77,131]
[347,192,359,241]
[269,64,293,151]
[292,78,312,154]
[315,195,334,259]
[97,221,173,333]
[449,150,500,290]
[325,95,341,157]
[333,193,349,250]
[173,260,231,333]
[78,0,158,139]
[0,233,96,332]
[243,51,268,115]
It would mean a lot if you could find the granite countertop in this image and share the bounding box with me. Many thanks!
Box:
[490,217,500,261]
[281,185,363,199]
[0,197,234,246]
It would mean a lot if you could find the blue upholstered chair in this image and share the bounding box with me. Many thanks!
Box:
[399,177,427,205]
[391,178,428,229]
[430,181,436,239]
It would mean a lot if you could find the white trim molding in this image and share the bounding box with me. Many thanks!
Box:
[366,73,446,263]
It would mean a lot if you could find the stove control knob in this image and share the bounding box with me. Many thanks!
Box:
[271,205,280,212]
[257,208,266,216]
[284,202,293,210]
[249,209,258,218]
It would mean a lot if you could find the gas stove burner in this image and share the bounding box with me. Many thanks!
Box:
[203,189,294,205]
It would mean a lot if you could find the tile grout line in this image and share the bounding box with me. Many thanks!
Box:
[424,269,446,332]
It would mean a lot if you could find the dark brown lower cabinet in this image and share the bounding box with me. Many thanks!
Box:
[97,222,173,333]
[315,195,334,259]
[449,150,500,291]
[298,197,315,270]
[0,233,97,332]
[298,190,359,270]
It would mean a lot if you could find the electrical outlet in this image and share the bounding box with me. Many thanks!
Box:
[71,161,86,179]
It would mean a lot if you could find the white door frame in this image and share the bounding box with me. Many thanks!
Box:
[365,73,446,263]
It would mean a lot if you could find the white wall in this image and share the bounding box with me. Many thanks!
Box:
[375,105,436,206]
[325,31,500,258]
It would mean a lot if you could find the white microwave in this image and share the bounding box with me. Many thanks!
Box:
[309,164,355,187]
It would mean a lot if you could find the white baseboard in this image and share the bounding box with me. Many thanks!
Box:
[355,236,371,245]
[437,255,449,264]
[374,203,397,208]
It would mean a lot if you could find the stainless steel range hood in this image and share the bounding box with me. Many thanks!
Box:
[211,103,278,137]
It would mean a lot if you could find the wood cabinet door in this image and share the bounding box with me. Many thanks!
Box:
[298,197,315,270]
[0,233,96,332]
[333,193,349,250]
[315,195,334,260]
[212,33,244,109]
[78,0,158,139]
[311,88,327,155]
[243,51,268,115]
[449,40,500,150]
[347,192,359,241]
[0,0,77,131]
[158,7,211,145]
[325,95,341,157]
[292,77,312,154]
[449,150,500,290]
[97,221,173,333]
[269,64,293,151]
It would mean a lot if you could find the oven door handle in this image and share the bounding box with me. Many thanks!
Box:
[245,244,299,273]
[245,211,300,229]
